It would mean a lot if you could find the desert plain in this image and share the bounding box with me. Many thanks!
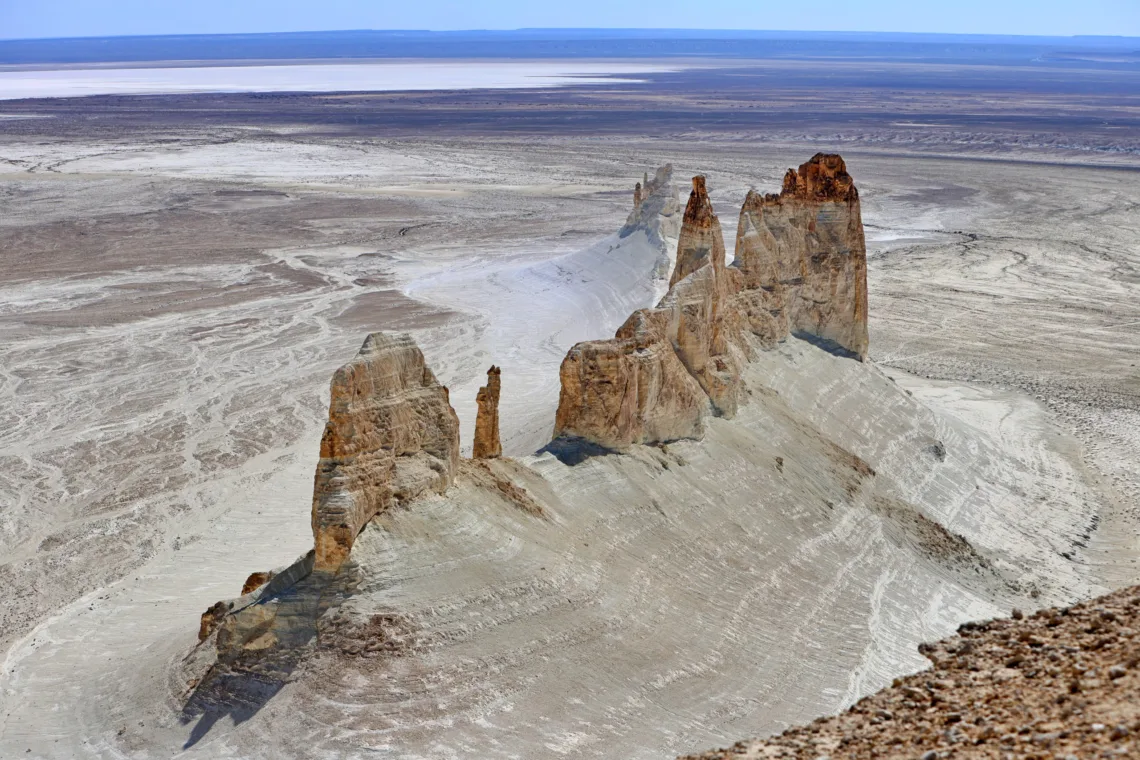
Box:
[1,53,1139,758]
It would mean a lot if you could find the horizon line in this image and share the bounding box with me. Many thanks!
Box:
[3,27,1139,44]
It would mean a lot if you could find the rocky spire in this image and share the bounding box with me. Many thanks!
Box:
[633,181,643,211]
[312,333,460,572]
[473,365,502,459]
[669,175,726,287]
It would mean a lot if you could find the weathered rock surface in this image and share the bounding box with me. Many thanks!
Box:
[472,365,502,459]
[555,175,735,449]
[554,154,868,450]
[734,153,868,359]
[240,571,275,596]
[189,154,868,707]
[188,332,461,684]
[683,584,1140,760]
[312,332,460,573]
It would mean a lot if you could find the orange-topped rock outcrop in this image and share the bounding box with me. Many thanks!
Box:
[735,153,868,360]
[189,154,869,678]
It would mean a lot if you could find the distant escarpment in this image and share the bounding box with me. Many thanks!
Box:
[554,154,868,450]
[621,163,683,278]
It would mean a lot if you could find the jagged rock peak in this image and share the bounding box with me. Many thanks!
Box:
[683,175,716,228]
[312,332,460,572]
[670,175,726,287]
[734,154,868,360]
[782,153,857,202]
[633,182,642,210]
[473,365,502,459]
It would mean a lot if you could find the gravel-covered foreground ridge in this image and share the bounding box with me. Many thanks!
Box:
[684,585,1140,760]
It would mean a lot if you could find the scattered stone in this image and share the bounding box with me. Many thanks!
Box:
[681,583,1140,759]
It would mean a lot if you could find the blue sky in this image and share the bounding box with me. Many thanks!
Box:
[2,0,1138,40]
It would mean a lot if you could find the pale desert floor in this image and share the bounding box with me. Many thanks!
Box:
[0,121,1138,757]
[0,61,682,100]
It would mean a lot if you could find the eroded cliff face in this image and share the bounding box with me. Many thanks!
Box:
[472,365,502,459]
[554,176,742,448]
[554,154,868,451]
[189,153,866,684]
[313,332,460,573]
[734,153,868,359]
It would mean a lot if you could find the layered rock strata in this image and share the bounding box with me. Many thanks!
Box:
[554,154,868,451]
[191,154,867,674]
[313,332,460,573]
[472,365,502,459]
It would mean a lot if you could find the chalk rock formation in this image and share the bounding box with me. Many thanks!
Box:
[555,154,868,450]
[473,365,502,459]
[313,332,460,572]
[734,153,868,358]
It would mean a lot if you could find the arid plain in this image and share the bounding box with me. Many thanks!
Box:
[1,56,1139,757]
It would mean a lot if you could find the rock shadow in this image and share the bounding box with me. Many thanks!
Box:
[180,663,297,749]
[178,557,363,749]
[792,331,864,361]
[540,436,618,466]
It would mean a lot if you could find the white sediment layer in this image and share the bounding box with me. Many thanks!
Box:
[0,61,678,100]
[0,336,1103,758]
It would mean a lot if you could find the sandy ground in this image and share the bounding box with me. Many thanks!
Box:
[0,117,1137,758]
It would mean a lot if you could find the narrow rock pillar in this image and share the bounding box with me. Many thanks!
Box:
[473,365,502,459]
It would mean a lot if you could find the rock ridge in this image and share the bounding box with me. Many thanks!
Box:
[187,153,868,692]
[554,153,868,451]
[621,163,683,276]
